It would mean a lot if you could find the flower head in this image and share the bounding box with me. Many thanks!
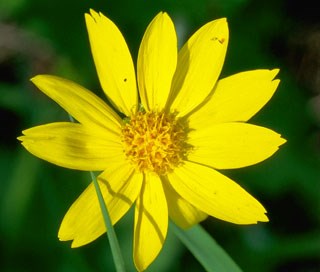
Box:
[19,10,285,271]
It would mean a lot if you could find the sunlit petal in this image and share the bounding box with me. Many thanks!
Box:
[187,122,286,169]
[85,10,138,116]
[134,173,168,271]
[188,69,280,127]
[58,160,143,247]
[168,18,228,116]
[19,122,123,171]
[168,161,268,224]
[138,12,177,111]
[31,75,121,134]
[162,176,207,229]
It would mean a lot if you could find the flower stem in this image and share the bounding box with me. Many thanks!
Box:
[90,172,126,272]
[68,115,126,272]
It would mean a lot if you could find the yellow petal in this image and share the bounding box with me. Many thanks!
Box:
[59,161,143,247]
[19,122,123,171]
[137,12,177,111]
[31,75,121,134]
[162,176,207,229]
[168,161,268,224]
[168,18,228,117]
[134,173,168,271]
[188,69,280,128]
[187,122,286,169]
[85,10,138,116]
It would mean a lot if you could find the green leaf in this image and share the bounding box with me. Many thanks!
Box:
[171,222,242,272]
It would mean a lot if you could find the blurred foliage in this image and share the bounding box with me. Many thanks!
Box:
[0,0,319,271]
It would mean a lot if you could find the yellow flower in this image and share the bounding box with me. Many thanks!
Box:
[19,10,286,271]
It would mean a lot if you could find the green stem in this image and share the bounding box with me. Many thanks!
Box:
[90,172,126,272]
[68,115,126,272]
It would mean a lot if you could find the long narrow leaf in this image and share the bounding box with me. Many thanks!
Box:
[171,222,242,272]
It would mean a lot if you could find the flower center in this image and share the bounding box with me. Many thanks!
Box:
[121,111,188,175]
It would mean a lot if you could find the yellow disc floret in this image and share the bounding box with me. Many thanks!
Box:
[121,111,188,175]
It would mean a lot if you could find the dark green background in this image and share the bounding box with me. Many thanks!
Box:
[1,0,319,271]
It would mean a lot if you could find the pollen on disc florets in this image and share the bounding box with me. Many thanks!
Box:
[121,111,188,175]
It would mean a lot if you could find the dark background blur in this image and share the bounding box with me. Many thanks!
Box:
[1,0,319,271]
